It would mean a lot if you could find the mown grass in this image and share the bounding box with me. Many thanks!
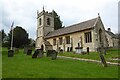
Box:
[58,48,119,63]
[2,47,119,78]
[0,47,2,79]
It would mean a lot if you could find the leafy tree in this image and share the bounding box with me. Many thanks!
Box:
[8,26,29,48]
[50,10,63,30]
[1,29,6,42]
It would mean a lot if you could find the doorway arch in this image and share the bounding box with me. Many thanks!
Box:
[41,45,44,51]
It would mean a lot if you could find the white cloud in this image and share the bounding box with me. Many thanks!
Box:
[1,0,119,39]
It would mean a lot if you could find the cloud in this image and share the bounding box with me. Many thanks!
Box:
[1,0,119,39]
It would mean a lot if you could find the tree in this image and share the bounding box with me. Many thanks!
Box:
[1,29,6,42]
[8,26,29,48]
[50,10,63,30]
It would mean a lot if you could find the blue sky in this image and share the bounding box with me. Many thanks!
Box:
[1,0,119,39]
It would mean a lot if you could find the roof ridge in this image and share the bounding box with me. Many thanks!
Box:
[53,17,98,32]
[45,17,98,38]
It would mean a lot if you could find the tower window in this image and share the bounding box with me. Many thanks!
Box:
[85,32,92,43]
[47,18,50,25]
[39,18,41,25]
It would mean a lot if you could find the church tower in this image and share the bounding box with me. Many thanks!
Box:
[36,7,54,49]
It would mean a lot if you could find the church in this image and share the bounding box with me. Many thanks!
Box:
[35,8,109,52]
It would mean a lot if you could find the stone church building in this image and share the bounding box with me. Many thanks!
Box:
[36,9,109,52]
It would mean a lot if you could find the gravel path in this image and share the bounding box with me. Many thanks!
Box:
[58,56,120,66]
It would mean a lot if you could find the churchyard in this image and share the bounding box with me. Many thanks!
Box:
[2,47,119,78]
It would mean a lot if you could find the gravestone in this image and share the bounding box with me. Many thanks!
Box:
[47,50,58,60]
[32,49,43,58]
[37,49,43,58]
[32,50,39,58]
[98,45,108,67]
[8,50,14,57]
[47,50,53,57]
[51,50,58,60]
[99,53,107,67]
[27,49,32,55]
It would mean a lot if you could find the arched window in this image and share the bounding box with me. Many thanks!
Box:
[39,18,41,25]
[47,18,50,25]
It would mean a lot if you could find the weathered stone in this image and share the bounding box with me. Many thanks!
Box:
[27,49,32,55]
[32,50,39,58]
[46,50,53,57]
[51,50,58,60]
[8,50,14,57]
[37,49,43,58]
[99,53,107,67]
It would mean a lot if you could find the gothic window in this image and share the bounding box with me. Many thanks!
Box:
[85,32,92,43]
[39,18,41,25]
[47,18,50,25]
[66,36,70,44]
[59,37,63,45]
[53,39,56,46]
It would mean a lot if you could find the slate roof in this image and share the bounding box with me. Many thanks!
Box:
[106,31,118,39]
[45,17,98,39]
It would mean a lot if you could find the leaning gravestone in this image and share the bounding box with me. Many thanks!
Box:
[98,46,108,67]
[99,53,107,67]
[32,49,43,58]
[8,50,14,57]
[32,50,39,58]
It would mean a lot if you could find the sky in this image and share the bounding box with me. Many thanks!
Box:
[1,0,119,40]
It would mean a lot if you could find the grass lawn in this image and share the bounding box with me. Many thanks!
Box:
[58,49,120,63]
[0,47,2,79]
[2,47,119,78]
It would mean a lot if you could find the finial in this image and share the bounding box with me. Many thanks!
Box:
[98,13,100,16]
[43,5,45,11]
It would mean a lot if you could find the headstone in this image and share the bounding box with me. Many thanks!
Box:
[51,50,58,60]
[32,50,39,58]
[99,53,107,67]
[8,50,14,57]
[37,49,43,58]
[47,50,52,57]
[98,44,108,67]
[27,49,32,55]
